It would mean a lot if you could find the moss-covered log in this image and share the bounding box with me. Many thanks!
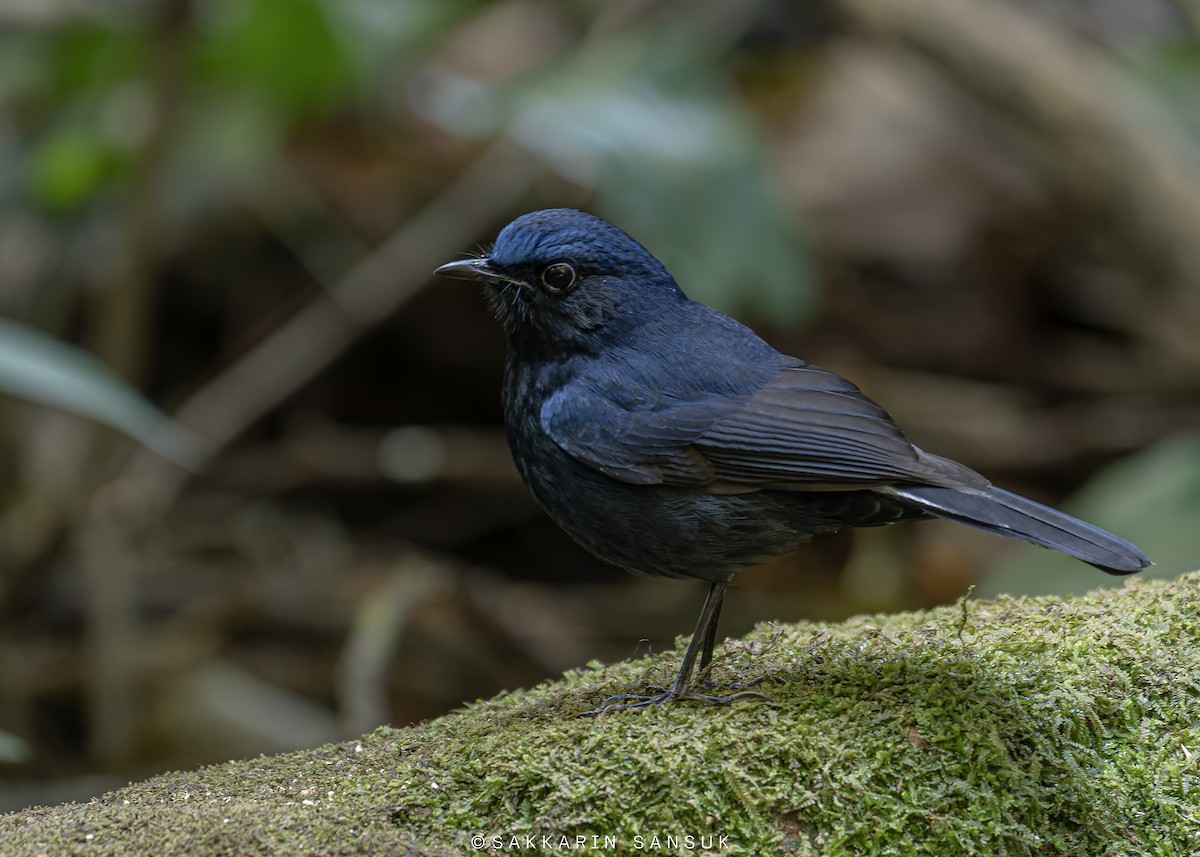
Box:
[5,574,1200,855]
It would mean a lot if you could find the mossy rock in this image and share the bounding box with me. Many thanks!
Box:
[5,574,1200,855]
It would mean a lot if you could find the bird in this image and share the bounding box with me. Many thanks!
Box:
[435,208,1151,715]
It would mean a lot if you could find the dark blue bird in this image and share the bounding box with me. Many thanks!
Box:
[435,208,1150,714]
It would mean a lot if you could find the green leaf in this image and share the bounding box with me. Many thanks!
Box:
[1129,38,1200,145]
[594,155,814,323]
[30,127,115,210]
[0,319,208,469]
[196,0,355,116]
[421,26,815,322]
[319,0,477,81]
[45,21,146,98]
[522,62,815,322]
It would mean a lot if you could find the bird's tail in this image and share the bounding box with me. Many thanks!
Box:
[888,485,1150,575]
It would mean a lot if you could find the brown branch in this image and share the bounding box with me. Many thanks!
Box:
[89,0,193,383]
[121,139,541,505]
[80,0,194,767]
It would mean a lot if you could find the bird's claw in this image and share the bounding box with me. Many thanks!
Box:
[578,686,765,717]
[699,674,764,693]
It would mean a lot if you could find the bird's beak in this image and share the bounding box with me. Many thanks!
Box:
[434,258,511,284]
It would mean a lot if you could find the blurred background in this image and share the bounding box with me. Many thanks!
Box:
[1,0,1198,811]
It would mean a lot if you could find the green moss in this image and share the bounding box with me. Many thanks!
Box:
[5,574,1200,855]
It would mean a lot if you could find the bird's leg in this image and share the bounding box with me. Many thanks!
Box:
[658,580,725,696]
[696,586,765,694]
[698,584,724,674]
[581,581,763,716]
[691,584,761,693]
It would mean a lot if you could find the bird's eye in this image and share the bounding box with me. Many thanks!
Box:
[540,263,576,294]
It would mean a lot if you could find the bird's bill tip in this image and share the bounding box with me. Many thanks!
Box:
[434,258,500,282]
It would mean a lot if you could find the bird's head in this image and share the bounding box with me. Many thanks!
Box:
[434,209,684,353]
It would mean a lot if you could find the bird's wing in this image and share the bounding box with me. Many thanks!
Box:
[542,363,985,491]
[694,364,984,488]
[538,378,731,486]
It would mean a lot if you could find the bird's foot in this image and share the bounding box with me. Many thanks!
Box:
[578,685,765,717]
[699,674,764,693]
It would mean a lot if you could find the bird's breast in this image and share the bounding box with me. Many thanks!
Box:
[498,355,841,581]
